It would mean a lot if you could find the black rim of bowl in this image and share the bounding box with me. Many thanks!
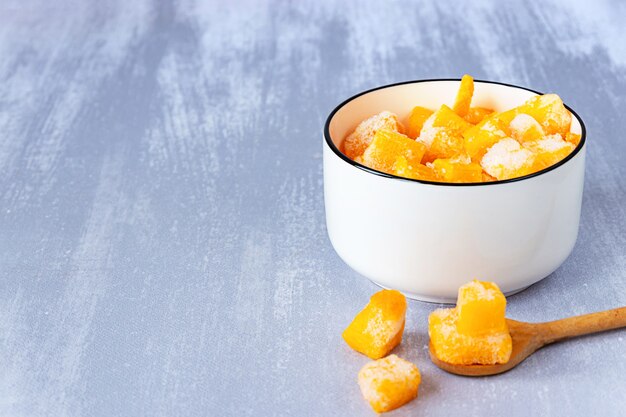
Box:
[323,78,587,187]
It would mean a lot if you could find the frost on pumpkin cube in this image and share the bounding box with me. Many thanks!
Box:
[456,280,508,335]
[509,113,544,143]
[419,105,472,162]
[428,280,512,365]
[431,154,482,183]
[342,289,407,359]
[524,134,575,171]
[463,118,508,161]
[518,94,572,136]
[358,354,421,413]
[393,156,438,182]
[360,129,426,175]
[342,111,405,160]
[480,138,534,180]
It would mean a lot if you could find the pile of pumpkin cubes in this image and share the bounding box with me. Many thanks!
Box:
[343,281,512,413]
[342,75,581,183]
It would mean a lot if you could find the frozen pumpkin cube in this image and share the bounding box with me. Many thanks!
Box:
[431,156,483,183]
[342,289,407,359]
[482,172,497,182]
[393,156,438,181]
[518,94,572,136]
[429,104,473,132]
[488,108,519,127]
[419,105,472,162]
[565,132,582,146]
[464,107,494,124]
[524,134,575,171]
[480,138,535,180]
[463,118,508,161]
[509,114,544,143]
[452,74,474,117]
[358,355,421,413]
[406,106,434,138]
[428,307,512,365]
[343,111,405,160]
[422,129,466,163]
[456,280,507,335]
[360,129,427,175]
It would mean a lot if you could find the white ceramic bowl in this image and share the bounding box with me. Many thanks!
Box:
[323,79,586,303]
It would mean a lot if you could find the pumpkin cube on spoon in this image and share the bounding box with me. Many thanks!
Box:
[428,280,512,365]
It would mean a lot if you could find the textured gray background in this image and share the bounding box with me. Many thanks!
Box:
[1,0,625,416]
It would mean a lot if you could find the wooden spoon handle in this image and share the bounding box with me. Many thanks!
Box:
[537,306,626,344]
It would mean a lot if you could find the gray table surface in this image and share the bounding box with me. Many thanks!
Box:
[1,0,625,416]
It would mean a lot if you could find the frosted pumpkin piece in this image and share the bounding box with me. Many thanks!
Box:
[358,355,421,413]
[431,155,483,183]
[463,118,508,161]
[464,107,494,124]
[518,94,572,136]
[360,129,426,175]
[393,156,438,181]
[428,306,512,365]
[565,132,582,146]
[524,134,575,172]
[480,138,534,180]
[509,113,544,143]
[342,289,407,359]
[419,105,472,162]
[343,111,405,159]
[456,280,507,335]
[406,106,434,138]
[428,104,473,132]
[482,172,497,182]
[452,74,474,117]
[488,108,519,127]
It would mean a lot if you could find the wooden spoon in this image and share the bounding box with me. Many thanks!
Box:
[429,306,626,376]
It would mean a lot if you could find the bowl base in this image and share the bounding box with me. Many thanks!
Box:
[369,279,531,304]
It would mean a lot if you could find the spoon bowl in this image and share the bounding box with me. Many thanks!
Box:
[429,307,626,376]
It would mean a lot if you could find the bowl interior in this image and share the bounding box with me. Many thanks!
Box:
[327,80,583,150]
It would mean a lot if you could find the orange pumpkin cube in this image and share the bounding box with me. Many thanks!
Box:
[509,114,544,143]
[393,156,438,181]
[488,108,519,127]
[420,105,472,162]
[482,172,497,182]
[431,156,483,183]
[524,134,575,172]
[456,280,507,335]
[464,107,494,124]
[406,106,434,138]
[452,74,474,117]
[342,289,407,359]
[360,129,426,175]
[463,118,508,161]
[429,280,512,365]
[343,111,405,159]
[358,355,421,413]
[565,132,582,146]
[518,94,572,136]
[429,104,473,132]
